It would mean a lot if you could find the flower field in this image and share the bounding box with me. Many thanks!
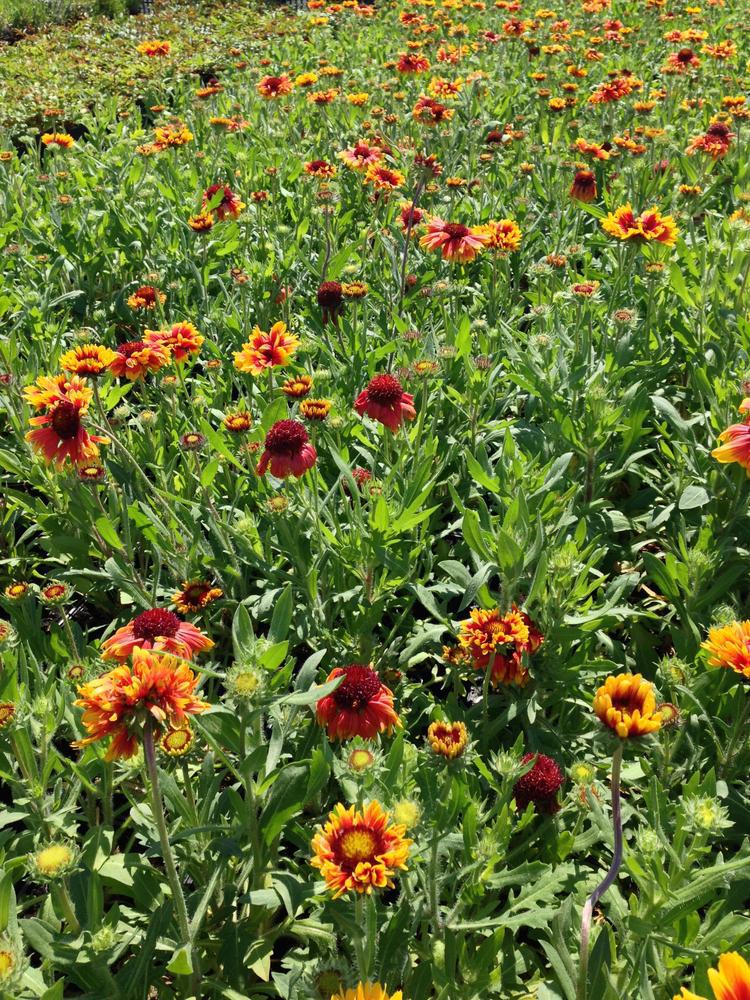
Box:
[2,0,750,995]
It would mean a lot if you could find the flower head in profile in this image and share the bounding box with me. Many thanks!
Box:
[686,121,735,159]
[73,647,210,760]
[41,133,75,148]
[30,842,77,881]
[712,400,750,472]
[146,322,203,363]
[354,374,416,432]
[127,285,165,311]
[101,608,214,662]
[316,665,400,740]
[256,419,317,478]
[601,205,678,246]
[513,753,565,813]
[332,985,403,1000]
[420,218,491,262]
[311,801,411,897]
[26,391,108,468]
[317,281,344,325]
[458,606,543,687]
[172,581,223,614]
[673,951,750,1000]
[593,673,664,739]
[427,720,468,759]
[569,169,597,202]
[702,621,750,680]
[60,345,117,377]
[234,322,299,374]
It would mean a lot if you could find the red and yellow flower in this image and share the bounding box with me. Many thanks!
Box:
[109,340,170,380]
[203,184,245,220]
[60,345,116,376]
[332,986,403,1000]
[26,390,108,468]
[712,399,750,472]
[101,608,214,662]
[601,205,678,246]
[311,801,411,897]
[41,133,75,148]
[427,720,468,759]
[146,322,203,363]
[257,75,294,98]
[420,217,491,262]
[172,581,223,615]
[476,218,522,252]
[458,606,543,687]
[73,647,209,760]
[316,665,400,740]
[593,673,664,738]
[673,951,750,1000]
[702,621,750,680]
[234,322,300,375]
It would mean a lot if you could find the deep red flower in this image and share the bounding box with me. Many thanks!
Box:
[569,169,597,202]
[513,753,565,813]
[317,281,344,325]
[354,374,416,433]
[256,419,317,478]
[316,664,400,740]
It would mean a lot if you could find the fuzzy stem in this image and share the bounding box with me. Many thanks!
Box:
[578,741,623,1000]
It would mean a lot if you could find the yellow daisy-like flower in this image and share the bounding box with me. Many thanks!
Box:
[311,801,411,898]
[60,344,117,377]
[673,951,750,1000]
[331,984,403,1000]
[701,621,750,680]
[593,673,664,739]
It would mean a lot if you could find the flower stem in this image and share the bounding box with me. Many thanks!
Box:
[56,879,81,935]
[143,723,192,952]
[354,892,369,981]
[578,740,623,1000]
[719,692,750,780]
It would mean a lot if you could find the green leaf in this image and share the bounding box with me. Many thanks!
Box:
[166,943,193,976]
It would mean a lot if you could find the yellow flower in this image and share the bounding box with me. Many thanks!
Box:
[331,983,403,1000]
[593,673,663,739]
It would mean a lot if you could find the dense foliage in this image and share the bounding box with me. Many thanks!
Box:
[1,0,750,997]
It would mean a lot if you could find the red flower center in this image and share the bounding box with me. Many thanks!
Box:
[443,223,471,239]
[706,122,731,139]
[265,419,309,455]
[333,665,383,710]
[132,609,181,641]
[50,400,81,440]
[117,341,146,358]
[677,48,695,61]
[365,374,404,404]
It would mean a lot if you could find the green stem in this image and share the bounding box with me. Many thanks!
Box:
[56,879,81,935]
[719,692,750,780]
[143,723,192,951]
